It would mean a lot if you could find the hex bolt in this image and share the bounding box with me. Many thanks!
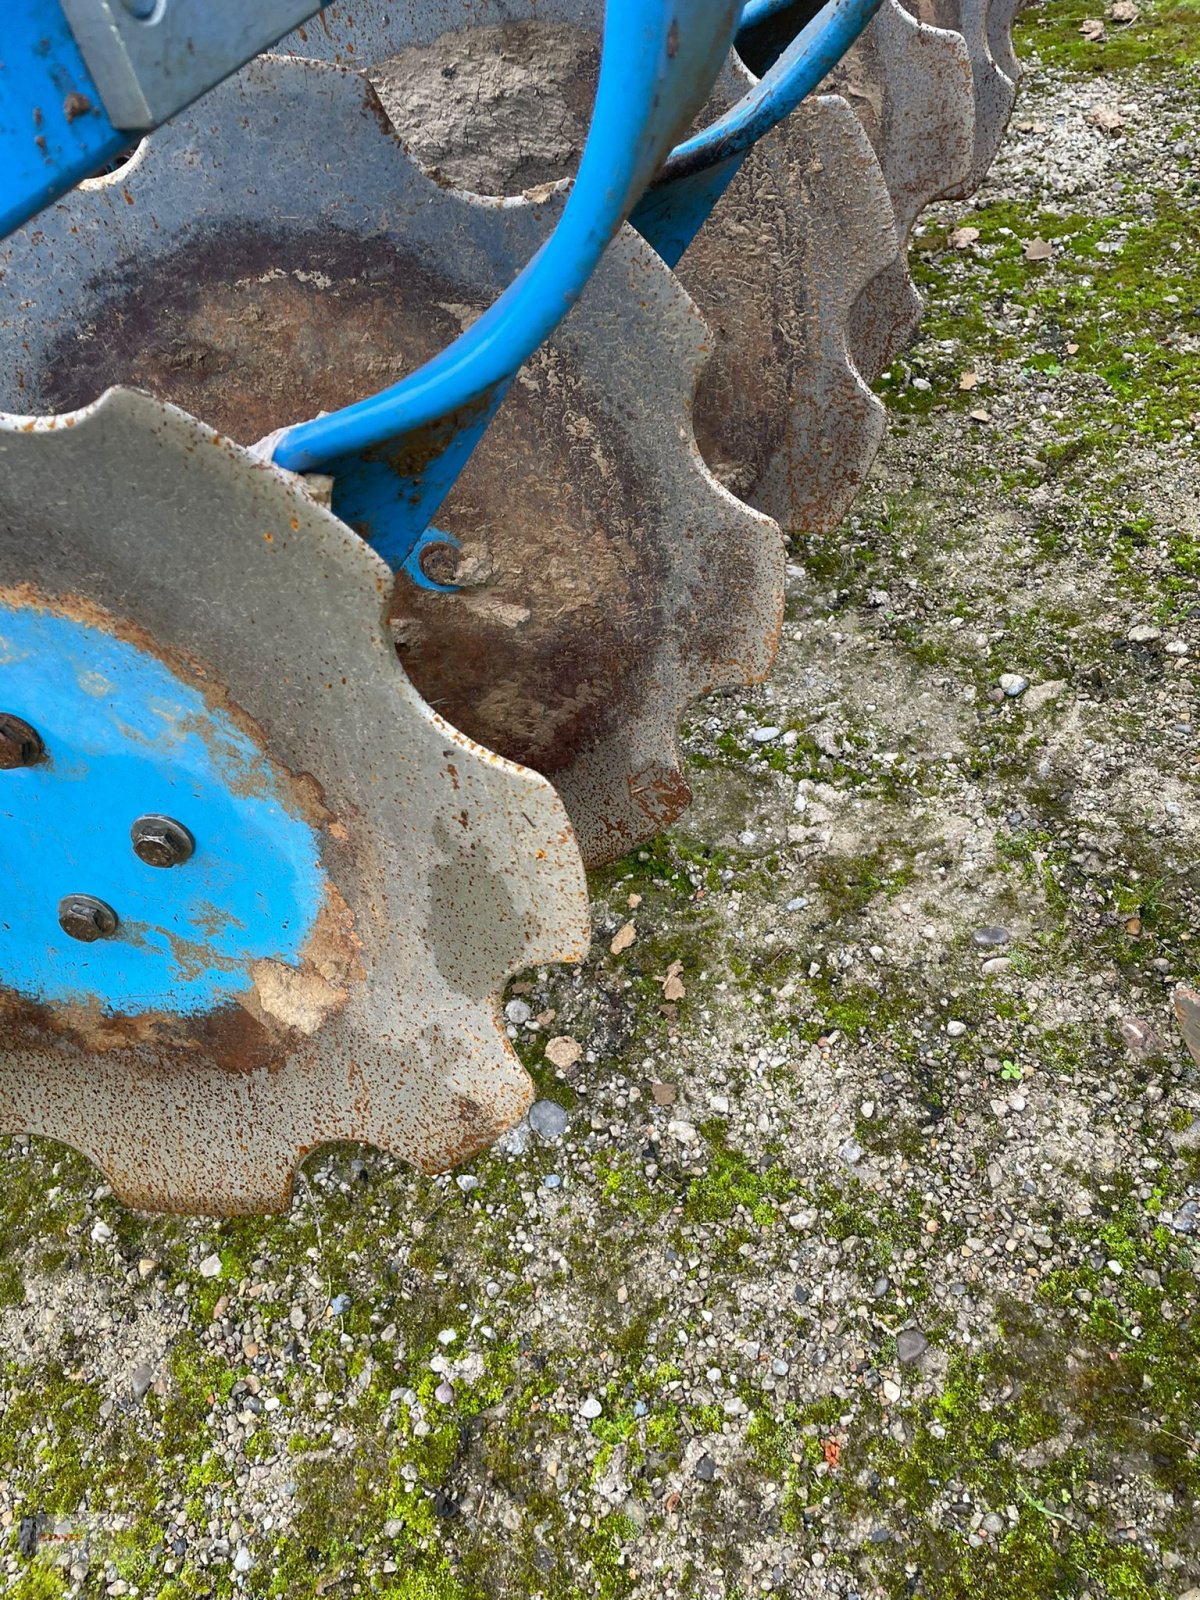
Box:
[0,713,44,770]
[58,895,119,943]
[130,814,195,868]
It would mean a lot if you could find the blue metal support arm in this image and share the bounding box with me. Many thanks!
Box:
[739,0,809,29]
[631,0,883,266]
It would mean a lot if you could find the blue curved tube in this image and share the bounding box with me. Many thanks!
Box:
[668,0,883,173]
[272,0,740,475]
[631,0,882,266]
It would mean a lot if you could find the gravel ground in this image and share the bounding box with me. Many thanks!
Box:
[2,5,1200,1599]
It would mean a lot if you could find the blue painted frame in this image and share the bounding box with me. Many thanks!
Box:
[0,1,333,239]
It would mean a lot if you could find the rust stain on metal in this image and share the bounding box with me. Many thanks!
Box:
[36,227,463,449]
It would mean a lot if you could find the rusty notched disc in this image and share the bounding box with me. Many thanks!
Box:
[0,391,590,1214]
[902,0,1022,199]
[822,0,976,381]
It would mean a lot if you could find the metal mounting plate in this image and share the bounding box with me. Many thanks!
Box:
[61,0,330,127]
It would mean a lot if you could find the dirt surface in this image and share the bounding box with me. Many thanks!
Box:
[2,4,1200,1599]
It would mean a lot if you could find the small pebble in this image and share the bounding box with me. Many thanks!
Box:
[528,1100,570,1141]
[752,725,782,742]
[579,1395,603,1420]
[972,926,1011,948]
[999,673,1029,697]
[198,1254,222,1279]
[946,1020,967,1038]
[981,957,1012,976]
[896,1328,928,1365]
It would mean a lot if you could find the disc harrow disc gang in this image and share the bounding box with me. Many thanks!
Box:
[282,1,895,534]
[819,0,975,380]
[0,54,783,870]
[665,71,899,533]
[901,0,1022,196]
[0,390,589,1214]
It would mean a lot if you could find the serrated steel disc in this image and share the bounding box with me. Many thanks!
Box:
[0,53,783,869]
[902,0,1020,196]
[281,2,897,534]
[0,390,589,1214]
[680,85,898,531]
[822,0,975,380]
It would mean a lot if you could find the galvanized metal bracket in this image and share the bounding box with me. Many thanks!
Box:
[60,0,332,127]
